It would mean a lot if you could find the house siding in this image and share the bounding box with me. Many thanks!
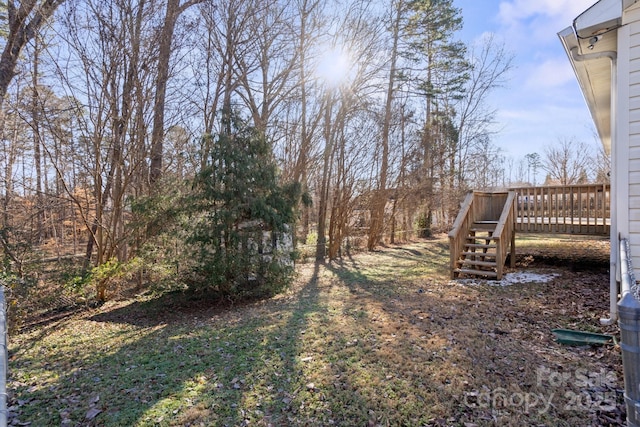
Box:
[625,7,640,266]
[630,145,640,157]
[631,94,640,111]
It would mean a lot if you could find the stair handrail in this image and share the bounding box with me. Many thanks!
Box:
[491,191,517,279]
[491,191,516,241]
[448,191,475,279]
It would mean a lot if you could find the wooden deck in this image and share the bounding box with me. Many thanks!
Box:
[509,184,610,236]
[449,184,610,279]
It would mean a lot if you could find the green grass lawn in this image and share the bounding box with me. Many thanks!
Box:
[8,235,623,426]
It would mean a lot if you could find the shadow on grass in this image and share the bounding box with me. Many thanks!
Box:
[12,264,341,426]
[12,238,621,426]
[317,245,470,424]
[316,239,621,425]
[87,288,260,327]
[327,240,450,296]
[14,240,450,425]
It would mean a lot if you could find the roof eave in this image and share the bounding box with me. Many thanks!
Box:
[558,1,621,155]
[574,0,622,39]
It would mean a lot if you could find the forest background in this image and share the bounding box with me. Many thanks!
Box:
[0,0,610,313]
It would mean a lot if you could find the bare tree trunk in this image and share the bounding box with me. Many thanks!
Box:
[328,129,344,260]
[149,0,179,185]
[368,0,402,251]
[293,0,319,243]
[420,46,435,238]
[1,111,19,272]
[328,127,352,260]
[315,94,334,261]
[390,196,397,244]
[0,0,65,107]
[31,35,44,243]
[1,114,15,229]
[150,0,203,184]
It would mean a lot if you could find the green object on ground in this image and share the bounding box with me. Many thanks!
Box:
[551,329,616,346]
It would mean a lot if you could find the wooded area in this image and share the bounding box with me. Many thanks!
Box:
[0,0,608,305]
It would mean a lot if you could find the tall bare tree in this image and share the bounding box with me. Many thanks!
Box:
[54,0,162,290]
[0,0,64,105]
[234,0,299,135]
[149,0,203,185]
[454,34,513,189]
[367,0,404,251]
[543,138,593,185]
[317,0,384,259]
[289,0,324,242]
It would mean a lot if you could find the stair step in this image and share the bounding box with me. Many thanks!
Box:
[464,243,497,249]
[469,229,495,235]
[466,239,498,245]
[466,235,498,240]
[471,221,498,230]
[461,260,497,268]
[461,251,497,258]
[454,268,499,278]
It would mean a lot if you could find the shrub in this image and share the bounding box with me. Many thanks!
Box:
[186,115,300,299]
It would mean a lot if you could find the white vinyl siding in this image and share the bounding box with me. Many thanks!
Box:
[625,7,640,267]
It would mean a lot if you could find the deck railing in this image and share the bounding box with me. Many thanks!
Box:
[509,184,610,235]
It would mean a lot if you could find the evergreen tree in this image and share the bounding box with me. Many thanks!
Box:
[404,0,468,236]
[188,115,300,299]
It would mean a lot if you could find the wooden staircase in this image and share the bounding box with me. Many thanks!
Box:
[456,220,500,278]
[449,192,516,280]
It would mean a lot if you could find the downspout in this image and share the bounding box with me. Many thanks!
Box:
[569,47,619,325]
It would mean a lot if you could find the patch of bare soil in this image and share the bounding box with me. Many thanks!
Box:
[459,275,623,425]
[309,236,624,426]
[515,236,611,271]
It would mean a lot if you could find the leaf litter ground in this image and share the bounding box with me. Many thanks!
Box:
[7,234,624,426]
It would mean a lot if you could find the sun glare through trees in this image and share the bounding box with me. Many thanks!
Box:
[314,44,356,88]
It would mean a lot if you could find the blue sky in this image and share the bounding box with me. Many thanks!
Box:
[454,0,599,163]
